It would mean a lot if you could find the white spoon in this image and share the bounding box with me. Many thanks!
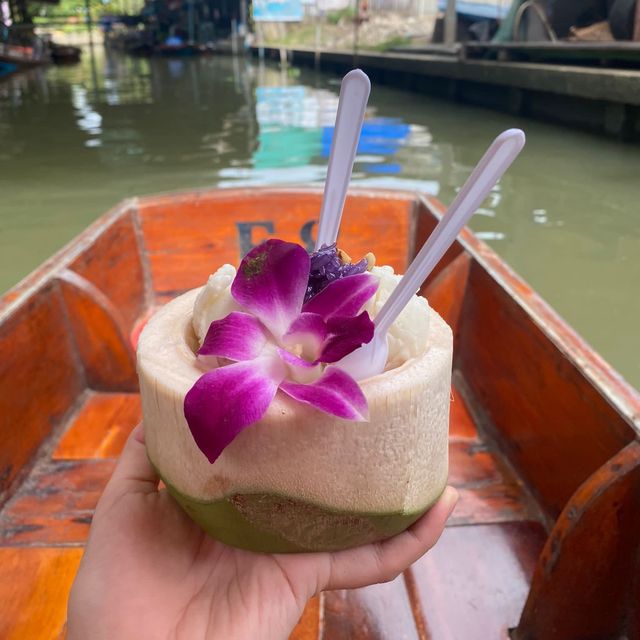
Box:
[315,69,371,251]
[338,128,526,380]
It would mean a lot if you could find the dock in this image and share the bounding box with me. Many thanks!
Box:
[252,45,640,141]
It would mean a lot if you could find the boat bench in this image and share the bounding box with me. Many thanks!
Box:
[1,188,638,639]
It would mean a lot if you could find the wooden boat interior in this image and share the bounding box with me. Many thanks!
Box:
[1,187,638,639]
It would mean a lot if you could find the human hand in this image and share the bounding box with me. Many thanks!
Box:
[67,425,458,640]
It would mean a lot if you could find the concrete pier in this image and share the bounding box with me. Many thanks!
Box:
[252,46,640,141]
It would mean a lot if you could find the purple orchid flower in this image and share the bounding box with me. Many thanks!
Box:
[184,239,379,463]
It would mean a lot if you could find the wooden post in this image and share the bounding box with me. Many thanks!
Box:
[634,0,640,41]
[444,0,456,46]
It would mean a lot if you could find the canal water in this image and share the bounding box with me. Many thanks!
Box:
[1,48,638,388]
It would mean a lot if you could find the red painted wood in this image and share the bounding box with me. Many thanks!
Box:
[0,460,114,545]
[138,189,413,297]
[451,483,533,526]
[69,212,148,329]
[322,577,420,639]
[457,260,637,519]
[448,441,504,486]
[421,252,471,342]
[1,187,639,640]
[449,386,479,441]
[58,271,138,392]
[0,284,84,503]
[0,548,83,640]
[54,392,141,459]
[290,596,321,640]
[515,442,640,640]
[409,522,547,639]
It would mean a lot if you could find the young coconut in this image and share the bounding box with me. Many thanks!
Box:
[137,240,452,553]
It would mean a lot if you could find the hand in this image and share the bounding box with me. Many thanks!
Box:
[67,425,458,640]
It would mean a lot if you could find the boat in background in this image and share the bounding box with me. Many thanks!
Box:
[0,40,49,67]
[50,43,82,65]
[0,187,638,639]
[0,60,17,78]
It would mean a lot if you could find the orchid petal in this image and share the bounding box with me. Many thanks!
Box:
[280,366,368,421]
[198,312,268,363]
[277,348,317,369]
[302,273,378,320]
[285,312,328,342]
[282,312,328,363]
[277,348,323,384]
[184,358,284,463]
[231,240,310,337]
[318,311,375,363]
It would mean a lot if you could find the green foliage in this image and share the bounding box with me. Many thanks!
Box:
[368,35,411,51]
[325,6,355,25]
[33,0,143,19]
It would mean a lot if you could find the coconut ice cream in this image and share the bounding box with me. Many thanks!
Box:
[137,240,452,552]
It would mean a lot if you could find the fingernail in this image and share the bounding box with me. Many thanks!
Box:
[442,486,459,516]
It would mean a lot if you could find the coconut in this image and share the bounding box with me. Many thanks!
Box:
[137,268,452,553]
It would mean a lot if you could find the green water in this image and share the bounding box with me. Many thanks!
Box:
[1,48,638,388]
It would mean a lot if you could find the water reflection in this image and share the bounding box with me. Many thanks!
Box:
[240,77,444,196]
[0,49,639,388]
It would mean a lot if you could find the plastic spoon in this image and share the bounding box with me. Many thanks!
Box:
[315,69,371,251]
[338,128,526,380]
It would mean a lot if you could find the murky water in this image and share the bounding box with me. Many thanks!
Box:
[1,47,638,388]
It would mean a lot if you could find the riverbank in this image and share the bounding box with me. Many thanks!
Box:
[252,45,640,141]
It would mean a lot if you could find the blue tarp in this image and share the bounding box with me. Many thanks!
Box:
[437,0,512,19]
[0,61,17,78]
[253,0,303,22]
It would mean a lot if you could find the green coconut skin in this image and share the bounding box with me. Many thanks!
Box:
[161,473,446,554]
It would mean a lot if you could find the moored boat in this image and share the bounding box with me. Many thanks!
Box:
[0,187,638,639]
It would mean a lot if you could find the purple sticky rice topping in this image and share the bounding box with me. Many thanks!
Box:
[305,243,368,303]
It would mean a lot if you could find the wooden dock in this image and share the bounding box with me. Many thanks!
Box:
[252,45,640,141]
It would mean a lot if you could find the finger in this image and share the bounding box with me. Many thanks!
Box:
[105,424,159,496]
[323,486,458,591]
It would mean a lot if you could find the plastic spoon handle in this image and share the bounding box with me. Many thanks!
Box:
[315,69,371,250]
[375,128,526,336]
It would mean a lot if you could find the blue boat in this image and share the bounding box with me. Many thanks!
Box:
[0,61,18,79]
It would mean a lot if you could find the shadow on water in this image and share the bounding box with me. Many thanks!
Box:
[0,48,638,388]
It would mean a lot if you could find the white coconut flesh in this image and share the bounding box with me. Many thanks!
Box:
[138,265,453,523]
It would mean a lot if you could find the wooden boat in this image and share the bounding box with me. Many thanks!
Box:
[50,43,82,65]
[155,42,202,56]
[0,187,638,639]
[0,41,49,68]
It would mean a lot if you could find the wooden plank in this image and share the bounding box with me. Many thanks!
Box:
[451,482,533,526]
[0,460,114,546]
[457,261,636,519]
[412,196,465,293]
[408,522,547,639]
[58,272,138,393]
[449,385,479,441]
[448,441,504,487]
[290,596,321,640]
[0,547,82,640]
[422,252,471,341]
[515,441,640,640]
[259,46,640,106]
[138,189,413,297]
[54,393,140,460]
[69,212,147,329]
[322,577,419,639]
[0,283,84,503]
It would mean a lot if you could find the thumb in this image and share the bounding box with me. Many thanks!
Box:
[104,424,159,498]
